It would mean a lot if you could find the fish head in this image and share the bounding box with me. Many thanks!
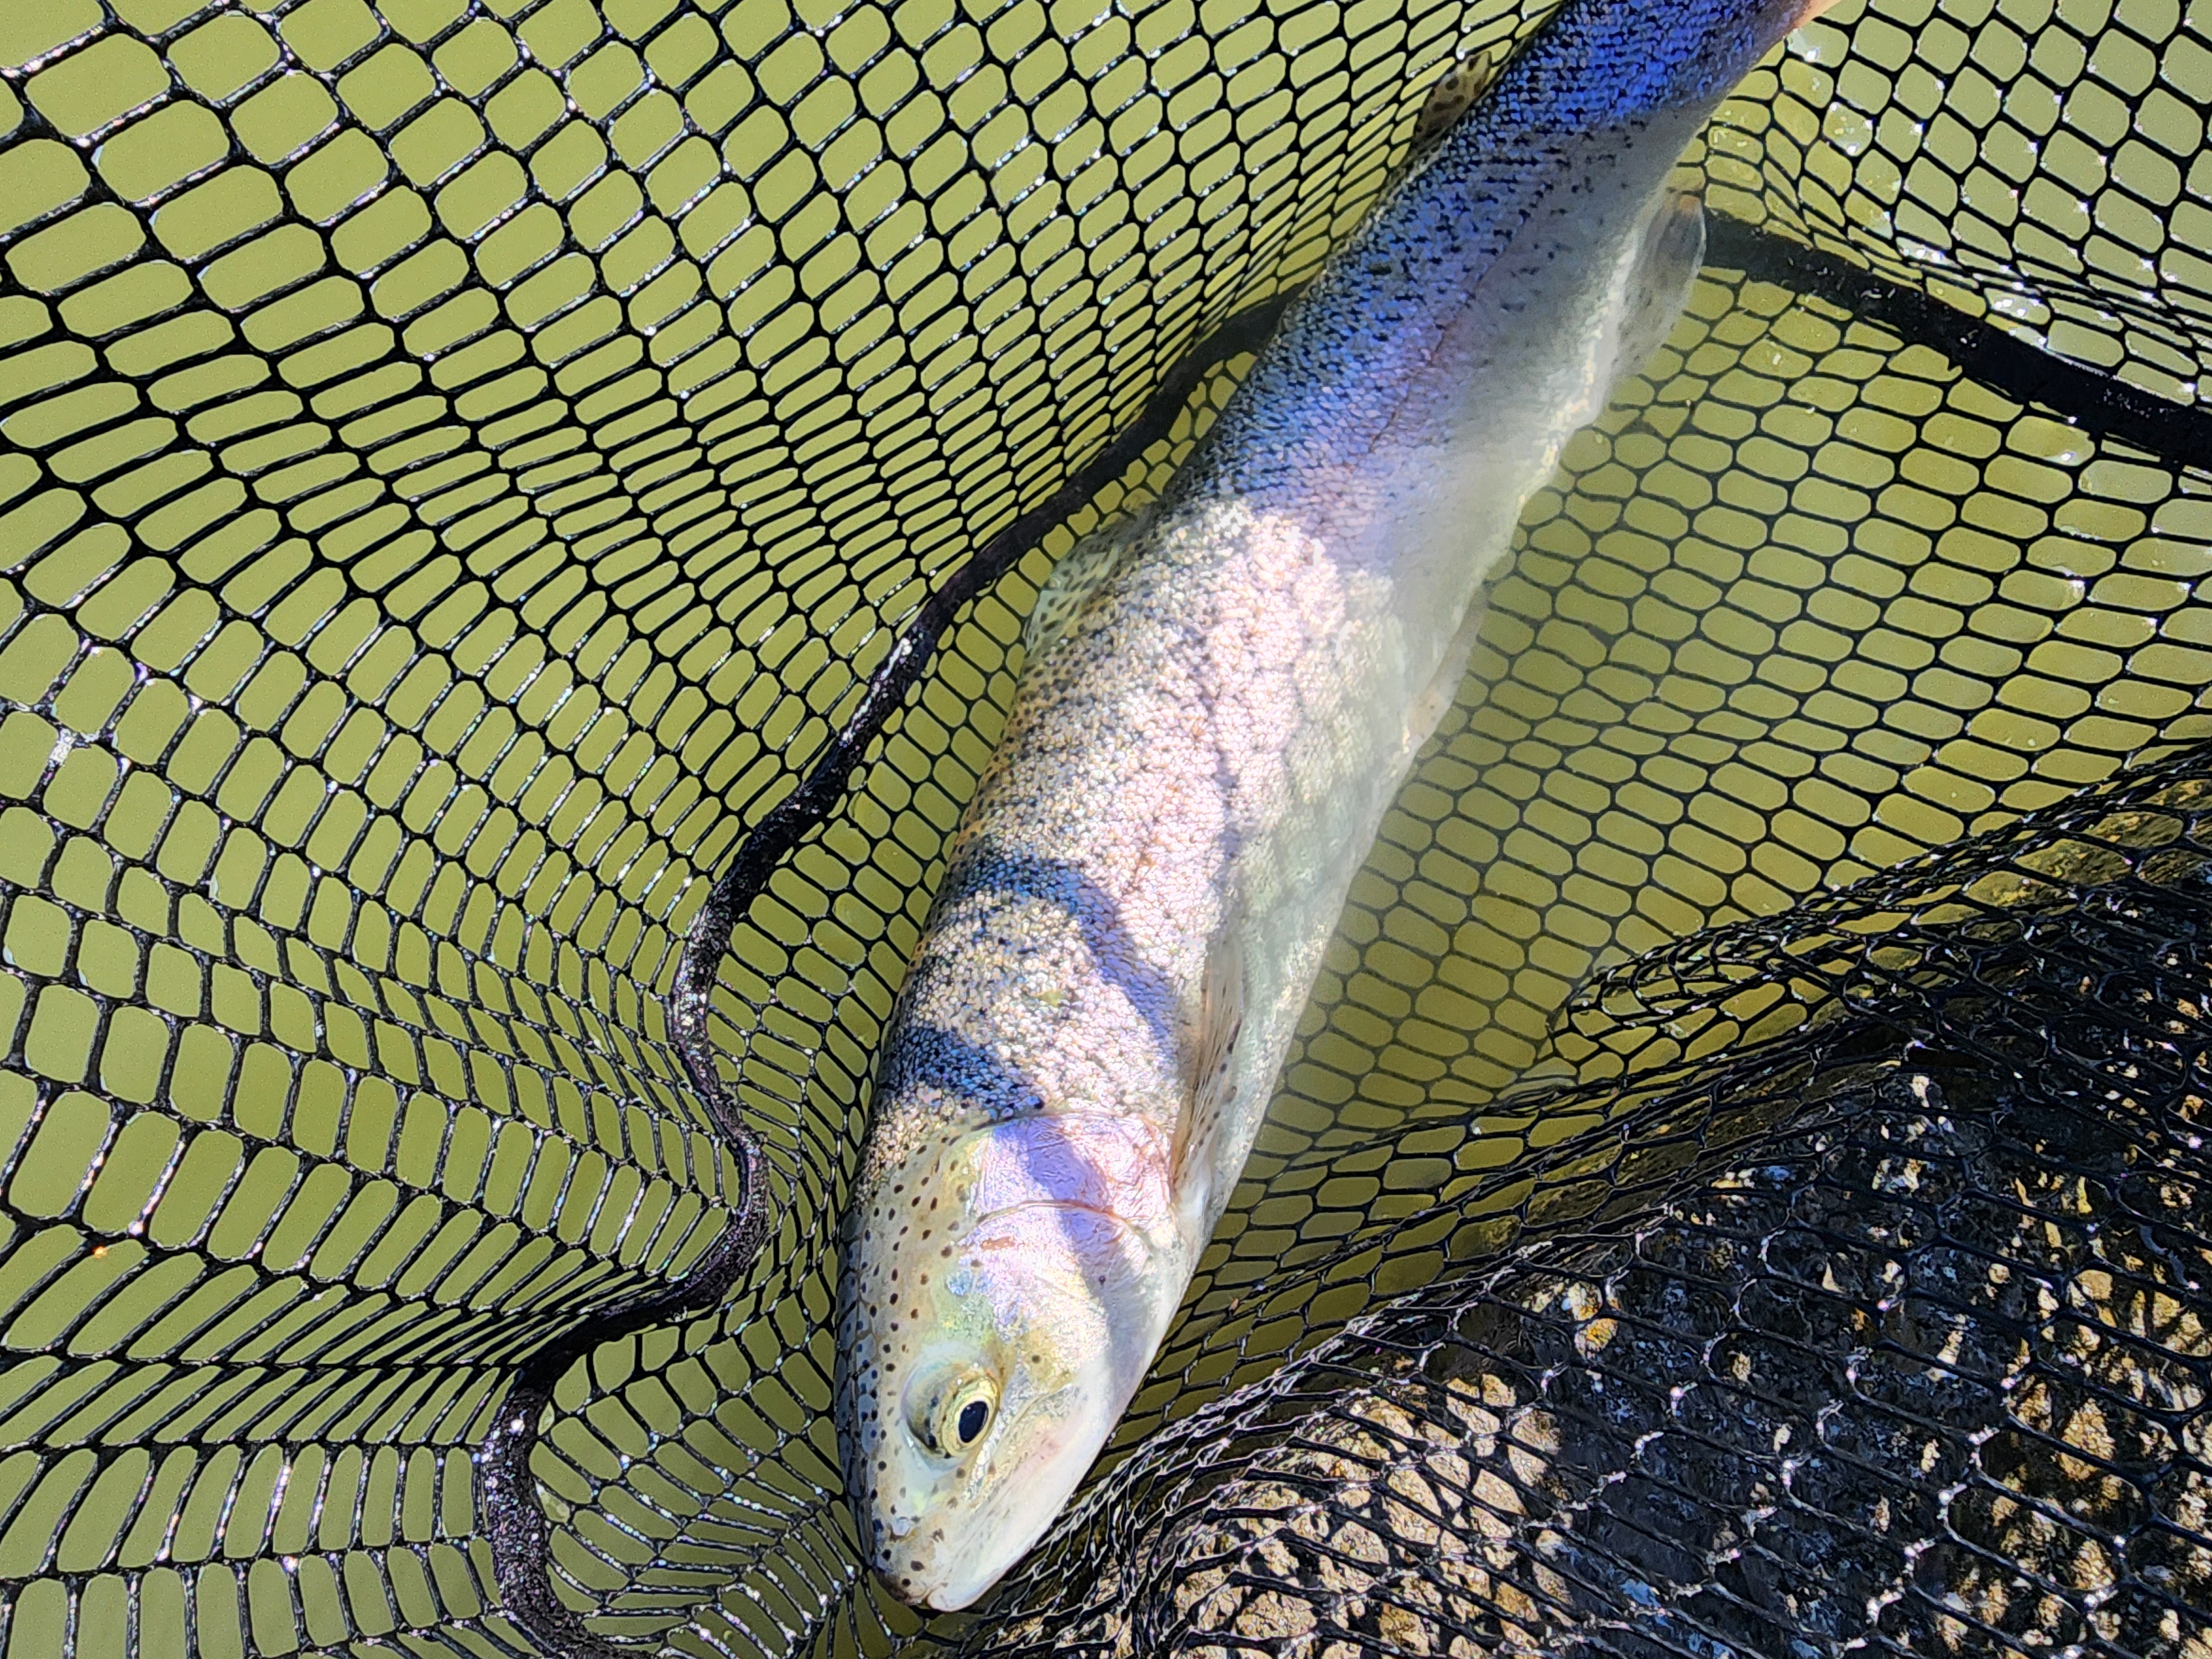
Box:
[834,1110,1182,1611]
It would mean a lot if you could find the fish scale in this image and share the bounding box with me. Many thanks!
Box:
[834,0,1834,1612]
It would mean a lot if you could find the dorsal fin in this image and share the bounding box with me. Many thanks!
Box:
[1411,47,1497,148]
[1172,908,1246,1207]
[1022,512,1148,667]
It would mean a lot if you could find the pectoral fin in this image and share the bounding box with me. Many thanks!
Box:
[1609,190,1705,390]
[1404,601,1486,764]
[1172,912,1246,1202]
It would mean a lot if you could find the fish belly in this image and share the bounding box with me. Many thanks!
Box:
[1165,171,1710,1231]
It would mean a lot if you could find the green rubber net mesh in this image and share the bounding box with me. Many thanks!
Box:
[0,0,2209,1652]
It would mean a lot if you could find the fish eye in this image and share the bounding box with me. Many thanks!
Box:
[957,1397,989,1443]
[909,1368,999,1458]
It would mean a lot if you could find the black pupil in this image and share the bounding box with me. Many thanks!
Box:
[956,1399,989,1443]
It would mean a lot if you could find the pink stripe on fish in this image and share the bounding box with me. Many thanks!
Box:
[966,1114,1176,1234]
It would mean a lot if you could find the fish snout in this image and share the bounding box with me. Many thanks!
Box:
[864,1518,946,1608]
[859,1483,971,1609]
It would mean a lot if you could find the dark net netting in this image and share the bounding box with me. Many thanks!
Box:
[954,748,2212,1658]
[0,0,2210,1653]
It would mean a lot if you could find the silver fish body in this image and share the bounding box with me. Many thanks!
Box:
[835,0,1828,1611]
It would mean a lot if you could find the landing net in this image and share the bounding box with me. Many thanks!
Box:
[0,0,2206,1653]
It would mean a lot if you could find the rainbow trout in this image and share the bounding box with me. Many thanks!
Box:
[836,0,1832,1610]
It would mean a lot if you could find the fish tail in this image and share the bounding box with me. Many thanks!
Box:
[1453,0,1822,137]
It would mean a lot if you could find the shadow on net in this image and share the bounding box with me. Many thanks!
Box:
[950,744,2212,1658]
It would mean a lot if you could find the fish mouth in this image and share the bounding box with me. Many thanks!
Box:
[869,1489,1025,1611]
[885,1566,970,1614]
[906,1484,1047,1612]
[922,1578,978,1613]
